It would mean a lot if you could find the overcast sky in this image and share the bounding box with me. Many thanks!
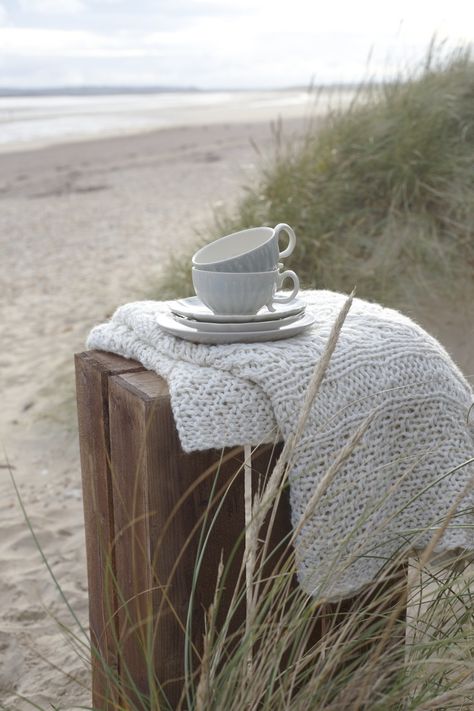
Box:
[0,0,472,89]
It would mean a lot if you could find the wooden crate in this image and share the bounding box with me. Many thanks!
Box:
[75,350,407,710]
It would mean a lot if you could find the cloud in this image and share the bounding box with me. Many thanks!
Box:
[18,0,85,14]
[0,0,473,89]
[0,2,8,24]
[0,27,147,57]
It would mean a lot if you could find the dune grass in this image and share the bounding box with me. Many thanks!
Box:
[157,44,474,308]
[7,295,474,710]
[8,459,474,711]
[8,448,474,711]
[5,44,474,711]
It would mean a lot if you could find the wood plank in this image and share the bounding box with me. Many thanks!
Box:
[108,370,286,709]
[108,371,219,708]
[78,351,407,708]
[75,350,144,710]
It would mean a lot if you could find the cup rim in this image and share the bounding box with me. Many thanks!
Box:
[192,226,275,266]
[192,266,279,277]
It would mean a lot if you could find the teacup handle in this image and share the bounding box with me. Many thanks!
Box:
[267,269,299,311]
[274,223,296,259]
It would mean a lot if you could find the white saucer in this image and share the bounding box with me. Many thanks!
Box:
[167,296,306,323]
[172,311,303,333]
[156,312,315,344]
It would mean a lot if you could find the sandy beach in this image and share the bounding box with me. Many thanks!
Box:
[0,116,311,709]
[1,111,474,709]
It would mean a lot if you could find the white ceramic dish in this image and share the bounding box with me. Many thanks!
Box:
[167,296,306,323]
[192,224,295,272]
[172,311,303,333]
[192,266,299,315]
[156,312,315,344]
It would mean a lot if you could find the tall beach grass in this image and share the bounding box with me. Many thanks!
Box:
[157,44,474,309]
[5,43,474,711]
[7,295,474,710]
[9,451,474,710]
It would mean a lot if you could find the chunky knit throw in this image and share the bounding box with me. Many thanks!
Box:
[87,290,474,599]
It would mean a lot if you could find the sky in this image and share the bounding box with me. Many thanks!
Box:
[0,0,472,89]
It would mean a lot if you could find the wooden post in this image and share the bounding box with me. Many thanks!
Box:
[76,351,286,708]
[76,350,407,710]
[75,350,145,710]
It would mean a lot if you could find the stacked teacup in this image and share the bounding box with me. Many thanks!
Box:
[192,224,299,315]
[161,224,314,344]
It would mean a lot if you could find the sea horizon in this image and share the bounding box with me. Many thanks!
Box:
[0,82,363,97]
[0,86,358,153]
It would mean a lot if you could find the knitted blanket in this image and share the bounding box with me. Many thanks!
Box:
[87,290,474,600]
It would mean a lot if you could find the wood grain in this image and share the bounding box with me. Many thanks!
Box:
[77,351,407,709]
[75,350,144,710]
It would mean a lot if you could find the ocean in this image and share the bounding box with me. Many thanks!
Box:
[0,89,319,152]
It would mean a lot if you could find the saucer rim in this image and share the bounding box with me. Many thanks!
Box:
[171,310,304,333]
[167,295,306,323]
[156,311,315,344]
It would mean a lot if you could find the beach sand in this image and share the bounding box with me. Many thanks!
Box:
[1,118,473,709]
[0,118,308,709]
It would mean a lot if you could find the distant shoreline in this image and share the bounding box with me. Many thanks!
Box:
[0,114,308,156]
[0,83,366,98]
[0,86,200,97]
[0,88,326,153]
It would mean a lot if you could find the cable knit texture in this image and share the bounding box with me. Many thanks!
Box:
[87,290,474,599]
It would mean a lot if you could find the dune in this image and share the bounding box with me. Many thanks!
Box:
[0,118,306,709]
[0,121,300,710]
[0,114,473,709]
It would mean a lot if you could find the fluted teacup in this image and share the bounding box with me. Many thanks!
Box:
[192,267,299,315]
[192,224,295,273]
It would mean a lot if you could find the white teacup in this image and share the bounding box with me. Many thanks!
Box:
[192,267,299,315]
[192,224,296,272]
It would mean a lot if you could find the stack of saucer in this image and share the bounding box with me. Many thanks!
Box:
[158,224,315,344]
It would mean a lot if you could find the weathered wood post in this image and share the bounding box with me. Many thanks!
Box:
[76,350,289,709]
[76,350,407,710]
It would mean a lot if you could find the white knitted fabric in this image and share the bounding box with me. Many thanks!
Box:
[87,290,474,600]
